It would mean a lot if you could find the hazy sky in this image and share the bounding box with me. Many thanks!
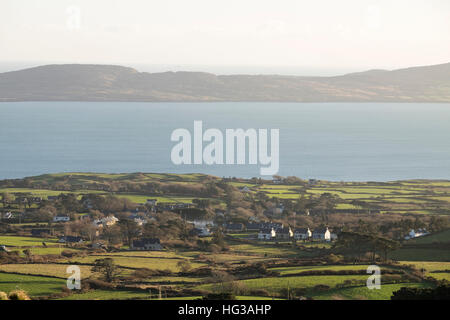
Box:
[0,0,449,75]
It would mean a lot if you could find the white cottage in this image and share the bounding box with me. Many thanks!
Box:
[312,227,331,241]
[294,228,312,240]
[258,228,276,240]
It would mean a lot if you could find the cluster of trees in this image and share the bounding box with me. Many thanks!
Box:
[391,284,450,300]
[334,231,400,262]
[0,175,225,198]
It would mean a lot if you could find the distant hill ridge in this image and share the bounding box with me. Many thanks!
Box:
[0,62,449,102]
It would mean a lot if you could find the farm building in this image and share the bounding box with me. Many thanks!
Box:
[131,238,163,251]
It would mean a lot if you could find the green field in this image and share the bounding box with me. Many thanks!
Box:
[407,229,450,244]
[63,255,205,272]
[0,264,93,279]
[196,275,370,295]
[0,272,65,297]
[313,282,434,300]
[269,265,375,275]
[0,235,58,247]
[389,248,450,261]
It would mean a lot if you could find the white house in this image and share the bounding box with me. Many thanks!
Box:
[258,228,276,240]
[312,227,331,241]
[53,216,70,222]
[133,217,146,226]
[294,228,312,240]
[93,215,119,227]
[404,229,429,240]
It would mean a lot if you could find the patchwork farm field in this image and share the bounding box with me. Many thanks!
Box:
[0,264,93,279]
[2,173,450,216]
[0,272,65,297]
[0,235,58,247]
[1,173,449,300]
[313,282,434,300]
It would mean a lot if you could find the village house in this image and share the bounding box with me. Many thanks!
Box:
[404,229,429,240]
[312,227,331,241]
[93,215,119,228]
[249,222,284,231]
[91,242,107,249]
[276,227,293,240]
[189,220,215,229]
[53,215,70,222]
[133,217,146,226]
[293,228,312,240]
[246,222,264,231]
[258,228,276,240]
[225,223,244,232]
[58,236,83,244]
[131,238,163,251]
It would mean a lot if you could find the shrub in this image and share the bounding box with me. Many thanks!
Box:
[202,293,236,300]
[83,279,115,290]
[249,289,270,297]
[0,292,8,300]
[326,254,343,264]
[177,260,192,273]
[313,284,330,292]
[8,290,31,300]
[61,250,77,258]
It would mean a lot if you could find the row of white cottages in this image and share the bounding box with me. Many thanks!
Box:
[258,227,336,241]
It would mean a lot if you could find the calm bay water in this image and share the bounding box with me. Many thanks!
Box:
[0,102,449,181]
